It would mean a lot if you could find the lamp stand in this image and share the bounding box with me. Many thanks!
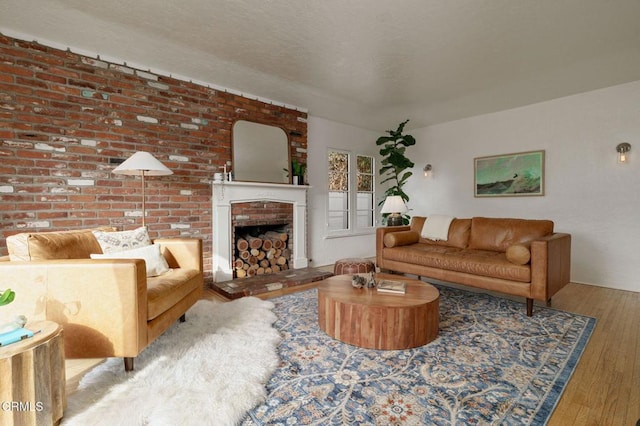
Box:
[387,213,403,227]
[141,170,146,227]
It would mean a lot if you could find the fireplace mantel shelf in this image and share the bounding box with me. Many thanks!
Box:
[212,181,310,190]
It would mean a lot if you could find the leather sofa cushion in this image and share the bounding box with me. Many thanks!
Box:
[468,217,553,252]
[410,217,471,249]
[7,227,116,261]
[382,243,531,282]
[147,268,202,321]
[506,243,531,265]
[384,230,420,248]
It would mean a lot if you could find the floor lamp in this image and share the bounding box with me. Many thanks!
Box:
[112,151,173,227]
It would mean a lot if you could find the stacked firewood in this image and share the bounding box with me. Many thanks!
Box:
[234,231,290,277]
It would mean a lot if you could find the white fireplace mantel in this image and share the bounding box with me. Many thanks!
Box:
[212,181,309,282]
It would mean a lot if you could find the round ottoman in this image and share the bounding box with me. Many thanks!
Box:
[333,258,375,275]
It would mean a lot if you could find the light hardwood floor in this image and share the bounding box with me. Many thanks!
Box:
[65,281,640,425]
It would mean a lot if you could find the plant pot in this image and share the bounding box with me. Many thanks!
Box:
[293,175,303,185]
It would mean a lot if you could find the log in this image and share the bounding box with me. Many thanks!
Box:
[265,231,288,241]
[260,259,270,268]
[239,250,250,261]
[272,265,280,272]
[250,248,260,256]
[276,256,287,265]
[234,259,244,269]
[257,251,266,260]
[235,268,247,278]
[236,238,249,251]
[262,239,273,251]
[256,267,265,275]
[247,236,263,250]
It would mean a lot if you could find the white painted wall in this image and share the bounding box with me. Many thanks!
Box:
[403,80,640,292]
[306,117,382,267]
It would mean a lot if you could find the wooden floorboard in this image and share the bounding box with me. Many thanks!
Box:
[65,280,640,425]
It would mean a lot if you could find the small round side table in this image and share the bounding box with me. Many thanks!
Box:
[0,321,65,426]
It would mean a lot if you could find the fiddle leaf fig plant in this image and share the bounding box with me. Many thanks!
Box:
[376,119,416,225]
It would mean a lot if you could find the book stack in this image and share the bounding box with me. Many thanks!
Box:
[0,327,34,347]
[376,279,406,294]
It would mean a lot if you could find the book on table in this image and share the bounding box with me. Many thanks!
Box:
[376,279,406,294]
[0,327,34,347]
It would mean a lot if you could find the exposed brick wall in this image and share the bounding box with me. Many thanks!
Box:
[0,34,307,283]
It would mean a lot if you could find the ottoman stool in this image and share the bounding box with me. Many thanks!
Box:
[333,258,375,275]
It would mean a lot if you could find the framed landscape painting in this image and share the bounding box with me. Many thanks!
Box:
[474,150,544,197]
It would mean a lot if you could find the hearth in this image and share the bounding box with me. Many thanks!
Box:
[212,181,309,282]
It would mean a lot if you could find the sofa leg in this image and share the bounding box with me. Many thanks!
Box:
[179,314,186,322]
[546,298,552,307]
[124,357,134,372]
[526,298,533,317]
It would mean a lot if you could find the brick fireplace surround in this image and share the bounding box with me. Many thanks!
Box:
[0,34,307,283]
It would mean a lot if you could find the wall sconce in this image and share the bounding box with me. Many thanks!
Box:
[423,164,433,177]
[616,143,631,164]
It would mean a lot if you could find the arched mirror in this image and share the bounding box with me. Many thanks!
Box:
[232,120,290,183]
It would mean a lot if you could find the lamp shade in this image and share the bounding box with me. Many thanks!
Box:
[380,196,408,214]
[112,151,173,176]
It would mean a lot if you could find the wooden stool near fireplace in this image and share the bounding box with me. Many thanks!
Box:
[333,258,375,275]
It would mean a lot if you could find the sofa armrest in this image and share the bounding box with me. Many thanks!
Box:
[376,226,410,268]
[154,238,203,272]
[0,259,148,358]
[530,233,571,301]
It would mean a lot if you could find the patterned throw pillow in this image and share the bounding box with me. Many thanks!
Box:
[92,226,151,254]
[91,244,170,277]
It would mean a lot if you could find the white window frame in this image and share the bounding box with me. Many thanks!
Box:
[326,149,376,238]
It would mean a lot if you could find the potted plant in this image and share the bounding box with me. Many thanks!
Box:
[0,288,26,335]
[291,159,307,185]
[0,288,15,306]
[376,119,416,225]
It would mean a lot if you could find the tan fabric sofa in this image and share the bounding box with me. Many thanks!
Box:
[376,216,571,316]
[0,228,203,371]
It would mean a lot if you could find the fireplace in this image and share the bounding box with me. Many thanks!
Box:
[212,181,309,282]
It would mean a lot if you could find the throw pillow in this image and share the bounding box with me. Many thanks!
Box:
[90,244,170,277]
[384,231,420,248]
[93,226,151,254]
[506,243,531,265]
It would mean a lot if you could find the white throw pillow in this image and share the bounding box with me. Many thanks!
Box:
[92,226,151,254]
[91,244,170,277]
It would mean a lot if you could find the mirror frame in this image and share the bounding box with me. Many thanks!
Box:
[231,119,292,184]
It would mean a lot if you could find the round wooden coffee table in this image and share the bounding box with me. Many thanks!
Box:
[317,273,439,350]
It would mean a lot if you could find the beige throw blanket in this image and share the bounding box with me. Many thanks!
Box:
[421,215,456,241]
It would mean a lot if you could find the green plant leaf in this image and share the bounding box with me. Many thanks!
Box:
[376,136,395,145]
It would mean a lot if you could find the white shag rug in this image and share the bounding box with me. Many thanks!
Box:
[62,297,280,426]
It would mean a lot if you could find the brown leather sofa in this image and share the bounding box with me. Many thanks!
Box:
[0,228,203,370]
[376,216,571,316]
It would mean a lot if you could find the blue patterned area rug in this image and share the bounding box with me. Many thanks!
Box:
[242,285,595,425]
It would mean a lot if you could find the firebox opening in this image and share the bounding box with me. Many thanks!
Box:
[233,223,292,278]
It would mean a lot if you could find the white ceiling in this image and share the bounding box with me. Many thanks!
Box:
[1,0,640,131]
